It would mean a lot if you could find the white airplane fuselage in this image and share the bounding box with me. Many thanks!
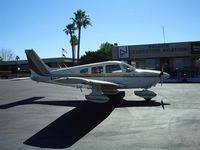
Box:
[31,61,169,89]
[25,49,170,103]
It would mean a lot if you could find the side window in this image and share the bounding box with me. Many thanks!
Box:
[91,66,103,74]
[106,65,122,73]
[80,68,88,74]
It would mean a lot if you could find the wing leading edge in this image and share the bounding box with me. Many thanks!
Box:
[52,77,125,89]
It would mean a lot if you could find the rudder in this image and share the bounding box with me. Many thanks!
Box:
[25,49,50,76]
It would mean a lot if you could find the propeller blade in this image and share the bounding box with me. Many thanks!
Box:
[160,64,164,86]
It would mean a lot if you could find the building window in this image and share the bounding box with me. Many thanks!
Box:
[173,58,184,69]
[145,59,156,69]
[106,65,122,73]
[91,66,103,74]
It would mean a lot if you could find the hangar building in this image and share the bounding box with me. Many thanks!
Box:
[112,41,200,81]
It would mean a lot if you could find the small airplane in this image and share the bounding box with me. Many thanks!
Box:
[25,49,170,103]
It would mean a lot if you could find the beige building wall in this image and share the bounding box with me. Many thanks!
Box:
[112,41,200,78]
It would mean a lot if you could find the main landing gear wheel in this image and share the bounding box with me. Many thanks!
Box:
[104,91,125,100]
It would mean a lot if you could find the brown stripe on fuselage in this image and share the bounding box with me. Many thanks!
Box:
[51,73,159,78]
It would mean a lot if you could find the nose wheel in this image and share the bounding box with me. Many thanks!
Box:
[134,90,157,101]
[144,98,152,101]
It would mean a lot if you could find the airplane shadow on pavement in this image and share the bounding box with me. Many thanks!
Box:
[0,97,170,148]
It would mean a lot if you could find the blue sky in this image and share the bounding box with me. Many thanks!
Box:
[0,0,200,60]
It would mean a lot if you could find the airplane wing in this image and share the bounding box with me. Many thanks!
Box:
[52,77,125,89]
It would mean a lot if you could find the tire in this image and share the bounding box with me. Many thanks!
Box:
[105,91,125,100]
[145,98,152,101]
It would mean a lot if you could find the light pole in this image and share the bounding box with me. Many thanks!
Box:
[16,56,20,78]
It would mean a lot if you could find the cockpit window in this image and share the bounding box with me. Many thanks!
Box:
[106,65,122,73]
[91,66,103,74]
[122,64,134,72]
[80,68,88,74]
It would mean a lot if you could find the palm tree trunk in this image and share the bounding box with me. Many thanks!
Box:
[70,34,75,65]
[72,45,75,65]
[77,27,81,64]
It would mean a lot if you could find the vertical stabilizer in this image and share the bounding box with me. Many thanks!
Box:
[25,49,50,76]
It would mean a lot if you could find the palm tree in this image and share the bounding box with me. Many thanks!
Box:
[70,35,78,64]
[63,23,76,64]
[72,9,91,64]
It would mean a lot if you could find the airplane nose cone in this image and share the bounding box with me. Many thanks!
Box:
[163,72,170,80]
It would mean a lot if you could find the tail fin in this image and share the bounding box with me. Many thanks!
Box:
[25,49,51,76]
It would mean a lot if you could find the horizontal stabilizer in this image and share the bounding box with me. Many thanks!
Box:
[9,77,30,81]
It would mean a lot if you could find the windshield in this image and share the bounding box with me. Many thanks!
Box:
[122,64,135,72]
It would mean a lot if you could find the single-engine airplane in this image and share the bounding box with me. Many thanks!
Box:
[25,49,170,103]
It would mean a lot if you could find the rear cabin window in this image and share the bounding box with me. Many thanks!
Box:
[80,68,88,74]
[91,66,103,74]
[106,65,122,73]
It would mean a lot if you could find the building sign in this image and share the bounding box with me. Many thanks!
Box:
[191,42,200,54]
[113,41,200,60]
[118,46,129,59]
[129,42,191,58]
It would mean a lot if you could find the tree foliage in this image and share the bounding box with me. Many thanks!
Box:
[63,23,77,64]
[72,9,91,64]
[98,42,113,60]
[64,9,91,65]
[80,42,113,65]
